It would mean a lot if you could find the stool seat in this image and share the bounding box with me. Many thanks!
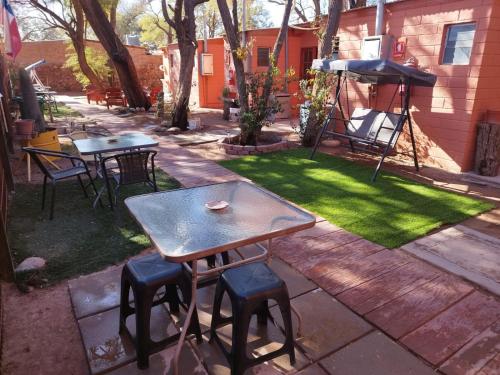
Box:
[210,262,295,375]
[126,253,182,287]
[119,253,202,369]
[222,262,285,299]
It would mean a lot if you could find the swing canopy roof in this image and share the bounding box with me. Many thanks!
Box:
[311,59,437,87]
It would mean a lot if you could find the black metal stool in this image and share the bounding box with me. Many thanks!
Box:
[210,262,295,375]
[119,253,202,369]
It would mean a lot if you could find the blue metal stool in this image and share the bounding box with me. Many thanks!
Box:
[210,262,295,374]
[119,253,202,369]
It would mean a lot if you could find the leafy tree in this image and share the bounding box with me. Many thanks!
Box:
[138,13,172,47]
[79,0,150,109]
[115,0,146,42]
[64,44,112,87]
[217,0,293,145]
[161,0,208,130]
[17,0,105,88]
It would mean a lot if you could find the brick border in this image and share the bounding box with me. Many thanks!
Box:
[217,135,291,155]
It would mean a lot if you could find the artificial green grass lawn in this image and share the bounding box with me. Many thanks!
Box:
[219,149,494,248]
[44,102,83,119]
[8,170,180,283]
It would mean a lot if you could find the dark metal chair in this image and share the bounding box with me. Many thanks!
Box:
[22,147,101,220]
[101,150,158,209]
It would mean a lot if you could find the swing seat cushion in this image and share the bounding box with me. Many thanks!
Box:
[345,108,405,147]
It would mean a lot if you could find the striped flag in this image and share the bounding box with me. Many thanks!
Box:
[1,0,21,59]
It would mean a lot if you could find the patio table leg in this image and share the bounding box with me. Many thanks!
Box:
[266,239,302,338]
[173,259,198,375]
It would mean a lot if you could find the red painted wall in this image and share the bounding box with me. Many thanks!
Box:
[336,0,498,172]
[164,0,498,172]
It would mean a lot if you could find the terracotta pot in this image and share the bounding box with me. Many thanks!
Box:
[14,119,34,136]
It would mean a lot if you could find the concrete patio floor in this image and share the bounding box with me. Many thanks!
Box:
[2,95,499,375]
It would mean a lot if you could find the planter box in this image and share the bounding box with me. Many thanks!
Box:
[218,135,290,155]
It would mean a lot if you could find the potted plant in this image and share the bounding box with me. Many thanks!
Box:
[236,65,287,145]
[221,87,233,121]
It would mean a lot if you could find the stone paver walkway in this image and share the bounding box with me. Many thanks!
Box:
[3,96,498,375]
[402,225,500,296]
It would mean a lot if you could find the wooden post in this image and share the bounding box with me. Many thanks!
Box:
[474,121,500,176]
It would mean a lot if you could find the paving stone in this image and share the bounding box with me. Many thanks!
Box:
[274,229,360,267]
[461,208,500,240]
[194,317,311,374]
[477,354,500,375]
[69,266,123,319]
[320,331,436,375]
[401,291,500,365]
[170,283,233,334]
[336,261,441,315]
[269,258,317,299]
[107,342,207,375]
[308,250,411,296]
[439,320,500,375]
[296,364,329,374]
[78,305,178,374]
[366,274,474,339]
[270,289,372,360]
[402,225,500,295]
[299,239,385,277]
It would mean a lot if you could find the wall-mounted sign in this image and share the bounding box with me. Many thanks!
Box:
[393,38,407,59]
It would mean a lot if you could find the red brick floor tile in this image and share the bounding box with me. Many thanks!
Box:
[336,261,442,315]
[401,291,500,365]
[439,320,500,375]
[307,249,411,295]
[300,239,385,276]
[477,354,500,375]
[365,274,474,339]
[274,229,360,267]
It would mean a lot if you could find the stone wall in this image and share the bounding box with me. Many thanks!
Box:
[13,40,163,92]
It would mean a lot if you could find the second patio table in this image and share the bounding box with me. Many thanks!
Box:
[125,180,316,374]
[73,133,159,207]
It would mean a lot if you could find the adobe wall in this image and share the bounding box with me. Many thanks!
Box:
[12,40,163,92]
[335,0,496,172]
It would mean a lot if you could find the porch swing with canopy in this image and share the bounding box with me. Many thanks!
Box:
[309,58,437,181]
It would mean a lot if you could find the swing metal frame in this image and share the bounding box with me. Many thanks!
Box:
[309,59,435,182]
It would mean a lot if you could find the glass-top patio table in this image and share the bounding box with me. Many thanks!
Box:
[73,133,158,155]
[73,133,159,207]
[125,180,316,374]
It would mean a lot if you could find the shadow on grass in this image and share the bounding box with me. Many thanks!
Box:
[220,149,494,248]
[8,169,181,284]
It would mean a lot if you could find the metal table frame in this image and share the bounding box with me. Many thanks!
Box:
[73,134,158,208]
[125,181,315,374]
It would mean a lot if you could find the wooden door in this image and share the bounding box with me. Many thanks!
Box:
[300,47,318,79]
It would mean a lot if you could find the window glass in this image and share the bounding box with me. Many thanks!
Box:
[443,23,476,65]
[257,47,271,67]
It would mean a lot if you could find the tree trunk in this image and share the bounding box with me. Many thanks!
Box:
[78,0,150,109]
[71,0,104,88]
[474,122,500,176]
[172,43,197,130]
[109,0,118,30]
[302,0,342,147]
[162,0,207,130]
[320,0,342,58]
[261,0,293,112]
[72,37,104,89]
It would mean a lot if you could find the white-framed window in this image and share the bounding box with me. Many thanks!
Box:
[442,23,476,65]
